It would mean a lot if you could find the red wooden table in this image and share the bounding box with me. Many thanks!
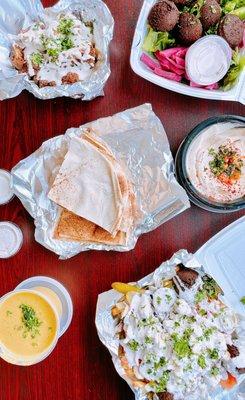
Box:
[0,1,244,399]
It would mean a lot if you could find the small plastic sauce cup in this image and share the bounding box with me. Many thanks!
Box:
[186,36,232,86]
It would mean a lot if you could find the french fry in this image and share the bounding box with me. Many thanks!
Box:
[111,282,143,294]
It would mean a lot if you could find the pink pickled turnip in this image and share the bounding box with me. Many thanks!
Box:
[153,67,182,81]
[140,53,160,70]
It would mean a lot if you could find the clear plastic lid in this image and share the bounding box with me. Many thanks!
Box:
[0,169,14,205]
[0,222,23,258]
[186,35,232,86]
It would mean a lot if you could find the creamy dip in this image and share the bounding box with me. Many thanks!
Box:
[186,123,245,203]
[0,291,58,359]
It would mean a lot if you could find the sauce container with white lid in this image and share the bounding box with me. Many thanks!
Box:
[185,36,232,86]
[0,221,23,258]
[0,169,14,205]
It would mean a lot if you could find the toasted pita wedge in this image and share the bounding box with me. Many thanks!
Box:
[54,208,127,246]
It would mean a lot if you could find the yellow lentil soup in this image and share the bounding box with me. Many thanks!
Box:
[0,291,58,358]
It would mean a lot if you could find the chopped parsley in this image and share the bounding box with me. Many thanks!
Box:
[156,296,162,305]
[211,366,219,376]
[57,18,74,35]
[165,294,172,303]
[208,348,219,360]
[152,371,170,393]
[31,52,44,66]
[154,357,166,370]
[145,336,153,345]
[204,327,216,339]
[195,290,207,304]
[19,304,42,339]
[198,355,206,369]
[172,334,192,359]
[199,309,207,316]
[128,339,139,351]
[138,316,156,328]
[6,310,13,316]
[208,145,243,184]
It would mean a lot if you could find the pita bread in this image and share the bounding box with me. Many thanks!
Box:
[54,208,127,246]
[48,136,127,236]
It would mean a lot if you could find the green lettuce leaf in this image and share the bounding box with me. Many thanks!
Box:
[221,49,245,91]
[142,26,176,53]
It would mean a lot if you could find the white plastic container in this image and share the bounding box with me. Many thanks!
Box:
[130,0,245,104]
[196,215,245,316]
[0,169,14,205]
[0,222,23,258]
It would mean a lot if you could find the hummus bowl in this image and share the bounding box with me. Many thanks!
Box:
[175,116,245,213]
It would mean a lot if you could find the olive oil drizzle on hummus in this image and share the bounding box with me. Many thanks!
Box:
[208,145,243,185]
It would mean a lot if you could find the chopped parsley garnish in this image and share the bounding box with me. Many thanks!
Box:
[211,366,219,376]
[19,304,42,339]
[6,310,12,316]
[172,334,192,359]
[138,316,156,328]
[60,36,74,51]
[240,296,245,305]
[154,357,166,370]
[57,18,74,35]
[156,296,162,305]
[204,327,216,339]
[152,371,170,393]
[31,52,44,66]
[128,339,139,351]
[165,294,172,303]
[199,309,207,316]
[198,355,206,369]
[145,336,153,345]
[195,290,207,304]
[208,348,219,360]
[208,145,243,185]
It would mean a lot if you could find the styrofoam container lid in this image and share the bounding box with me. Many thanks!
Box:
[15,276,73,337]
[0,169,14,205]
[186,36,232,86]
[0,222,23,258]
[130,0,245,103]
[196,216,245,315]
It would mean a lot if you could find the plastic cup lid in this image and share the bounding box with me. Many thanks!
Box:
[0,169,14,205]
[15,276,73,337]
[186,35,232,86]
[0,222,23,258]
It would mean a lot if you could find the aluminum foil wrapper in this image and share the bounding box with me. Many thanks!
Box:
[0,0,114,100]
[11,104,190,258]
[95,249,245,400]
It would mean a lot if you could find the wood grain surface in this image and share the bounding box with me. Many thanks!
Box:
[0,1,244,399]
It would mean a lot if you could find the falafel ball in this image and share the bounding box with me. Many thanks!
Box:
[218,14,244,48]
[148,0,180,32]
[200,0,222,30]
[178,12,203,43]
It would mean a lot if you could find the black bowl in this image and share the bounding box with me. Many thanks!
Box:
[175,115,245,213]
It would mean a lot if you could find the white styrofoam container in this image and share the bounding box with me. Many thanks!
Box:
[130,0,245,104]
[196,215,245,316]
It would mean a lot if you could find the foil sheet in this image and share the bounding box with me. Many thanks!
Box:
[11,103,190,259]
[95,249,245,400]
[0,0,114,100]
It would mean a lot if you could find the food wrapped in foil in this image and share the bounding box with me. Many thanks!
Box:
[95,249,245,400]
[11,104,190,259]
[0,0,114,100]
